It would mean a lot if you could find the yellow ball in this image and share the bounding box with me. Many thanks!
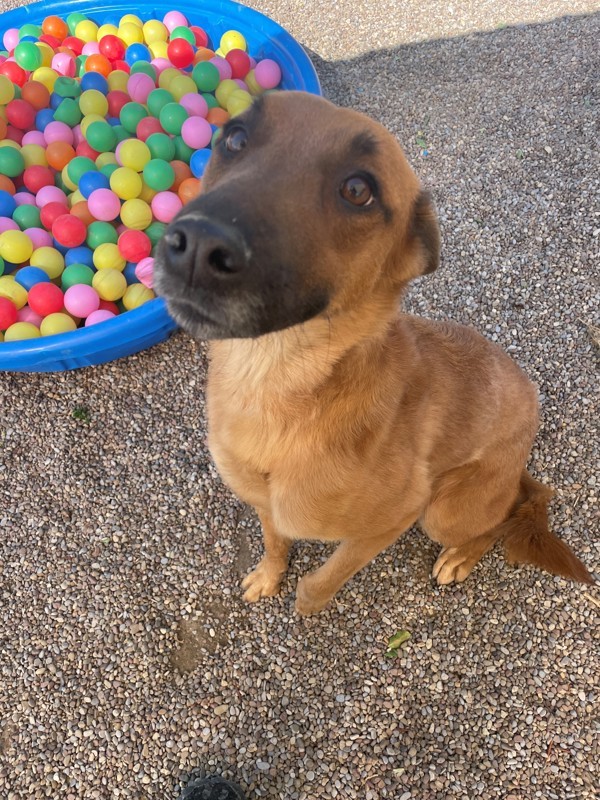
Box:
[158,68,180,90]
[80,90,109,118]
[122,283,155,310]
[97,23,119,40]
[120,14,143,27]
[227,90,253,117]
[110,166,143,200]
[30,247,65,280]
[68,190,85,207]
[0,75,15,104]
[138,182,156,203]
[0,230,34,264]
[31,67,58,92]
[220,30,247,54]
[20,143,48,168]
[0,139,20,150]
[93,243,125,272]
[118,23,144,46]
[107,70,129,92]
[75,20,99,43]
[120,199,152,230]
[96,152,118,169]
[143,19,168,44]
[36,42,54,68]
[40,313,77,337]
[3,322,41,341]
[245,69,263,97]
[92,268,127,301]
[0,276,28,309]
[61,164,78,192]
[169,75,197,102]
[215,80,239,110]
[118,140,151,172]
[148,41,168,60]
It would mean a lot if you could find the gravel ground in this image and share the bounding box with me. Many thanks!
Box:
[1,1,599,798]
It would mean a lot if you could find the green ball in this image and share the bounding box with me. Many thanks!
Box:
[12,85,21,100]
[54,77,81,99]
[18,23,42,40]
[67,12,87,35]
[120,102,148,134]
[170,26,195,44]
[100,163,120,180]
[0,147,25,178]
[0,255,4,277]
[54,172,69,194]
[86,121,118,153]
[14,41,42,71]
[130,61,157,81]
[193,63,220,93]
[202,92,220,110]
[76,55,88,77]
[61,264,95,290]
[12,204,41,230]
[146,132,176,161]
[211,128,222,149]
[112,125,131,145]
[142,159,175,192]
[159,103,187,136]
[147,89,173,118]
[145,221,166,248]
[67,156,97,185]
[54,98,82,127]
[173,135,194,164]
[86,221,118,249]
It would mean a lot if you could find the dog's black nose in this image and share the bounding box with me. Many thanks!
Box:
[164,218,248,283]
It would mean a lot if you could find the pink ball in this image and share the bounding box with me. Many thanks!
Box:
[82,42,100,56]
[44,121,74,146]
[73,125,84,146]
[17,306,43,326]
[135,256,154,288]
[14,192,36,206]
[85,309,116,326]
[180,117,212,150]
[24,227,52,249]
[254,59,282,90]
[21,131,46,147]
[209,56,232,81]
[0,217,19,233]
[52,52,76,77]
[163,11,188,31]
[233,79,248,91]
[180,93,208,118]
[35,185,68,208]
[151,192,182,223]
[88,189,121,222]
[127,73,155,104]
[3,29,19,51]
[64,284,100,318]
[150,58,172,76]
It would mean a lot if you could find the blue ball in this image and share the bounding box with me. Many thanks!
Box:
[80,72,109,94]
[0,189,16,217]
[65,246,94,267]
[49,91,62,110]
[14,266,51,291]
[125,43,151,66]
[190,148,212,178]
[52,239,69,256]
[78,170,110,199]
[106,116,121,126]
[123,262,138,284]
[35,108,55,132]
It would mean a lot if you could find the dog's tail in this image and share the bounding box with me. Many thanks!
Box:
[498,470,594,584]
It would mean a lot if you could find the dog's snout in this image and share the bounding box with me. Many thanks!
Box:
[164,218,248,283]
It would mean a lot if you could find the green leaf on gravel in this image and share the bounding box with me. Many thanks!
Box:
[385,629,411,657]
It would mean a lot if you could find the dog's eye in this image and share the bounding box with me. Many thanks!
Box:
[340,175,374,207]
[224,128,248,153]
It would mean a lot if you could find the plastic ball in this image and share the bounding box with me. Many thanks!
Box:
[163,11,188,32]
[78,170,110,199]
[143,19,168,44]
[23,227,52,250]
[98,34,126,61]
[92,267,127,300]
[181,116,213,150]
[93,242,125,271]
[0,146,25,177]
[86,221,118,248]
[119,198,152,230]
[0,230,33,263]
[119,23,144,47]
[125,43,151,66]
[13,204,42,230]
[192,61,220,93]
[178,177,202,205]
[159,103,187,136]
[142,159,175,192]
[21,80,51,111]
[179,92,208,118]
[122,282,155,309]
[225,49,251,79]
[168,75,197,103]
[0,275,28,309]
[52,214,87,247]
[146,132,176,161]
[14,41,43,72]
[4,321,41,340]
[29,245,64,279]
[190,148,212,178]
[118,229,151,262]
[36,185,69,209]
[151,191,182,223]
[14,266,50,292]
[0,74,16,105]
[21,143,49,168]
[42,16,69,41]
[87,188,121,222]
[0,191,17,217]
[63,284,100,318]
[116,139,151,171]
[61,263,94,290]
[0,296,18,330]
[0,61,28,88]
[254,59,282,90]
[85,308,115,326]
[110,166,143,200]
[28,282,64,316]
[228,89,253,117]
[119,101,148,134]
[40,311,77,336]
[220,30,247,55]
[134,256,154,288]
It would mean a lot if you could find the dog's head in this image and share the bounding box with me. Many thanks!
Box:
[154,91,439,340]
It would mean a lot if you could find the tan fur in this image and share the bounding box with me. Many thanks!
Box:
[199,93,594,614]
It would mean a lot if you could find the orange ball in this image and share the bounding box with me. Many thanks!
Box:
[170,160,193,192]
[178,177,202,204]
[0,118,7,140]
[21,81,51,111]
[0,175,15,194]
[193,48,216,64]
[46,141,76,170]
[206,107,230,127]
[70,201,95,226]
[42,15,69,41]
[85,54,112,78]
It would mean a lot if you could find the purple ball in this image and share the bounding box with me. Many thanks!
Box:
[24,227,53,249]
[35,185,68,208]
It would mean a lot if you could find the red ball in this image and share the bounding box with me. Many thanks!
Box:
[5,125,24,145]
[39,34,62,50]
[6,99,36,131]
[117,230,151,262]
[107,90,130,117]
[0,297,18,331]
[52,214,87,247]
[99,35,126,62]
[225,49,251,79]
[136,116,163,141]
[28,282,64,317]
[190,26,209,48]
[62,36,84,55]
[167,39,195,69]
[98,299,119,314]
[0,61,27,87]
[40,201,70,231]
[75,141,100,160]
[23,165,55,194]
[112,60,130,74]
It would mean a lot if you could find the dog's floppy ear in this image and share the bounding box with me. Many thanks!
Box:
[408,190,440,276]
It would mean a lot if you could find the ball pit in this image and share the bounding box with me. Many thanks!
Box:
[0,0,320,370]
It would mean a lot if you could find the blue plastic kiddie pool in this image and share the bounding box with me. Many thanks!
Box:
[0,0,320,372]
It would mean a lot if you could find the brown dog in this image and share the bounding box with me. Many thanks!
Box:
[154,91,593,615]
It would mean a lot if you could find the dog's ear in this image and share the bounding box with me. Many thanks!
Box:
[408,190,440,276]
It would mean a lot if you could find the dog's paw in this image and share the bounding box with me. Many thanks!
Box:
[241,558,285,603]
[294,574,332,616]
[432,546,473,585]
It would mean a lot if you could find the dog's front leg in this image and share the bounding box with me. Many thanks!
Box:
[241,510,291,602]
